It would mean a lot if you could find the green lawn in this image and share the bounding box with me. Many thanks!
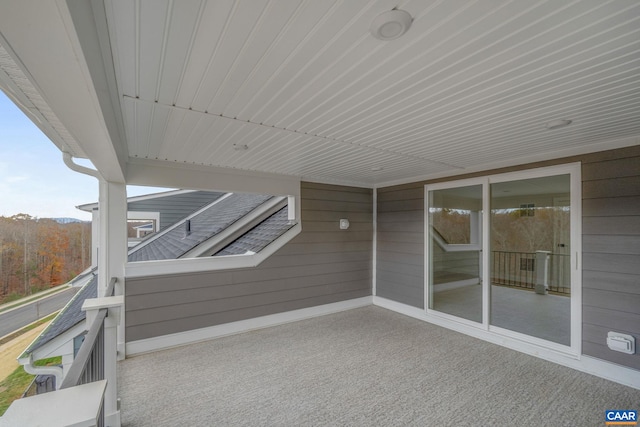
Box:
[0,356,61,415]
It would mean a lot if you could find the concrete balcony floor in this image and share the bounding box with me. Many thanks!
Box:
[433,284,571,345]
[118,306,639,426]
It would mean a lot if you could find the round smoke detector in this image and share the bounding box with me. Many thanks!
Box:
[370,10,413,41]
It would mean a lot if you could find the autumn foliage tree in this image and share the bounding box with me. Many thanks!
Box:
[0,215,90,302]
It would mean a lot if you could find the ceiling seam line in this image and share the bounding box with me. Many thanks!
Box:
[123,95,463,170]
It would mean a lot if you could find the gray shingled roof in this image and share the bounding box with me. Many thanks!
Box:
[24,192,290,358]
[23,274,97,355]
[214,207,294,256]
[128,193,273,262]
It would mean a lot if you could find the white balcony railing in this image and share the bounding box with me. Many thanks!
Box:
[0,278,122,427]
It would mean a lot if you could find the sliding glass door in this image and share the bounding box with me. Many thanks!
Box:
[489,174,571,346]
[426,165,579,352]
[427,183,483,324]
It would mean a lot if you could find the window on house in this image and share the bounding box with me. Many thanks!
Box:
[73,332,86,358]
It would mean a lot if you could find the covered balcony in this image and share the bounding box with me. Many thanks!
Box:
[0,1,639,425]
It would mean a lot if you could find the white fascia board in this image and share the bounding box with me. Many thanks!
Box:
[0,1,126,182]
[126,222,301,278]
[126,157,300,197]
[19,323,85,365]
[373,296,640,390]
[127,211,160,224]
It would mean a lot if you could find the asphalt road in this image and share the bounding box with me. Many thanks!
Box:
[0,287,79,337]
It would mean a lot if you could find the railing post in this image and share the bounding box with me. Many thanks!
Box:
[535,251,551,294]
[83,295,123,427]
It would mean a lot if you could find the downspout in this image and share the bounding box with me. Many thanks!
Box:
[62,151,101,179]
[20,354,64,390]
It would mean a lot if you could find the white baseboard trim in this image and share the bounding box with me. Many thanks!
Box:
[126,296,373,356]
[373,296,640,390]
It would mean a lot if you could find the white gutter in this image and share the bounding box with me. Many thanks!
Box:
[20,354,64,390]
[63,151,101,179]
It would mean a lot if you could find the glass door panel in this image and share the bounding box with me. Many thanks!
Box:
[490,174,571,345]
[428,184,483,323]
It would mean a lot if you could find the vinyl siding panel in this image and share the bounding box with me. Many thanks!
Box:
[125,182,372,342]
[581,148,640,369]
[376,145,640,370]
[128,191,224,230]
[376,183,424,308]
[583,197,640,217]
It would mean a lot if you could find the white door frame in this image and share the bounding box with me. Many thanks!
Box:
[424,163,582,356]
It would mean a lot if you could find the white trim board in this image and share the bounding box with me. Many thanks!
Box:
[373,296,640,390]
[125,296,373,356]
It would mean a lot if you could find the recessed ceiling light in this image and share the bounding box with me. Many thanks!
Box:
[545,119,572,130]
[370,10,412,41]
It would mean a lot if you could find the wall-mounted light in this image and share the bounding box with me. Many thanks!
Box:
[339,219,350,230]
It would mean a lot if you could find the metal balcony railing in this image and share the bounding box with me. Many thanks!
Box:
[491,251,571,295]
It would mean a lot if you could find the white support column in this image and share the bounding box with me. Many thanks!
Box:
[97,181,127,296]
[91,208,100,268]
[97,181,127,361]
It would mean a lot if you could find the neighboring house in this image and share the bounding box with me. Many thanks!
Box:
[18,271,98,389]
[77,189,227,265]
[0,2,639,425]
[18,190,293,388]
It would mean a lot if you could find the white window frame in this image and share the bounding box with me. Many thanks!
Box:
[122,164,303,278]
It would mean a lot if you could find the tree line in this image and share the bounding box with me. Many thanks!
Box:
[0,214,91,303]
[432,206,569,253]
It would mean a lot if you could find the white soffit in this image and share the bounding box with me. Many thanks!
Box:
[0,43,86,158]
[51,1,640,185]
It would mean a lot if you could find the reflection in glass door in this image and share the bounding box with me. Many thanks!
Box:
[489,175,571,345]
[427,184,483,323]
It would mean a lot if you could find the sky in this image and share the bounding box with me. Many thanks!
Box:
[0,91,161,221]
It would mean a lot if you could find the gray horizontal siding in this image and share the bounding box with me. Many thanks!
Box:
[126,182,372,342]
[581,147,640,369]
[129,191,224,230]
[376,184,424,308]
[376,145,640,370]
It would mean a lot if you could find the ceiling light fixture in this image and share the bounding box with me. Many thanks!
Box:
[370,10,412,41]
[545,119,572,130]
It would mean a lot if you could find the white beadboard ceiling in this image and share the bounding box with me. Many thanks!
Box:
[2,0,640,187]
